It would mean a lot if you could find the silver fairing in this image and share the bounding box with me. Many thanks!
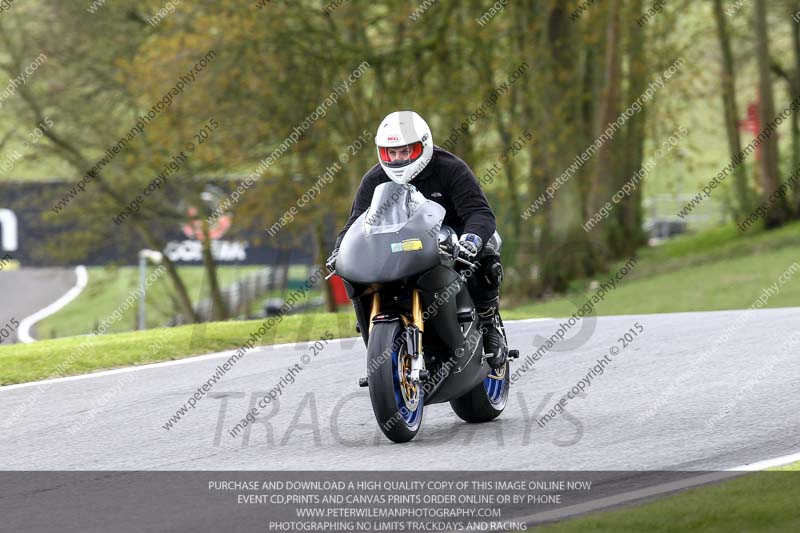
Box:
[336,182,445,284]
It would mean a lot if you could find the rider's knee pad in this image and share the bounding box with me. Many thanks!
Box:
[478,255,503,290]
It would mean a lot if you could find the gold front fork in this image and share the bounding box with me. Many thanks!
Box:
[368,292,381,333]
[411,289,424,360]
[368,289,424,340]
[411,289,424,332]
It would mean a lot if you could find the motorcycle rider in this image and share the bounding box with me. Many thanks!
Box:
[327,111,508,369]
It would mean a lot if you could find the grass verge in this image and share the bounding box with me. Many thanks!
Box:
[506,221,800,319]
[0,310,356,385]
[535,461,800,532]
[35,265,265,339]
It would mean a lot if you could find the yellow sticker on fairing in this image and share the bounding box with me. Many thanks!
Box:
[391,239,423,252]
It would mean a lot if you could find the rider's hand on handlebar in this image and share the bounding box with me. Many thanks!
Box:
[456,233,482,260]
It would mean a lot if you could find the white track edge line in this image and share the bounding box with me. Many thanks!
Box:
[728,450,800,471]
[17,266,88,344]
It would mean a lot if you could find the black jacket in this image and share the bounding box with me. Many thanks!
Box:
[334,146,496,250]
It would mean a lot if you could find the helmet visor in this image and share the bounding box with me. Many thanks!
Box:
[378,142,424,168]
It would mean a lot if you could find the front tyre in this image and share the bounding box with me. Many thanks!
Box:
[449,362,509,423]
[367,321,424,443]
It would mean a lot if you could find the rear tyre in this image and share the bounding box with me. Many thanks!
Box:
[449,362,509,423]
[367,321,424,443]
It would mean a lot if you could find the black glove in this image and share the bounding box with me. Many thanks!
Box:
[325,249,339,273]
[457,233,482,259]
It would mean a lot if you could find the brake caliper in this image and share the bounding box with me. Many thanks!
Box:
[405,325,426,383]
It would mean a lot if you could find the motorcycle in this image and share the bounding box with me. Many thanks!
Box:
[329,182,518,443]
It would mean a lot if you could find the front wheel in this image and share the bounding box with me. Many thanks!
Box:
[449,362,509,423]
[367,321,424,443]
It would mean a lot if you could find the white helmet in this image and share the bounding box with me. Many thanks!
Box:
[375,111,433,184]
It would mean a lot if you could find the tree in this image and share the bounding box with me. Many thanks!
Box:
[771,0,800,216]
[754,0,792,227]
[535,1,598,293]
[587,0,623,267]
[711,0,753,218]
[0,3,202,321]
[616,0,650,256]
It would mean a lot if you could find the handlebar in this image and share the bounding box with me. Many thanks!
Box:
[439,243,479,271]
[455,255,479,269]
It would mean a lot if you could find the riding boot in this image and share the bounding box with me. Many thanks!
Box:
[476,299,508,370]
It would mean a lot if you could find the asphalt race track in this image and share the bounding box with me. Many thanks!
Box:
[0,268,79,344]
[2,307,799,531]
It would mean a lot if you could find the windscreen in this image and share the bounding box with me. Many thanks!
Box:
[363,182,427,235]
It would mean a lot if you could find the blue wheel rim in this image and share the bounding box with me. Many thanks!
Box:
[391,333,423,428]
[483,365,508,406]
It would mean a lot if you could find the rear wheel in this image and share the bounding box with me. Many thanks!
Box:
[449,362,509,423]
[367,321,424,443]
